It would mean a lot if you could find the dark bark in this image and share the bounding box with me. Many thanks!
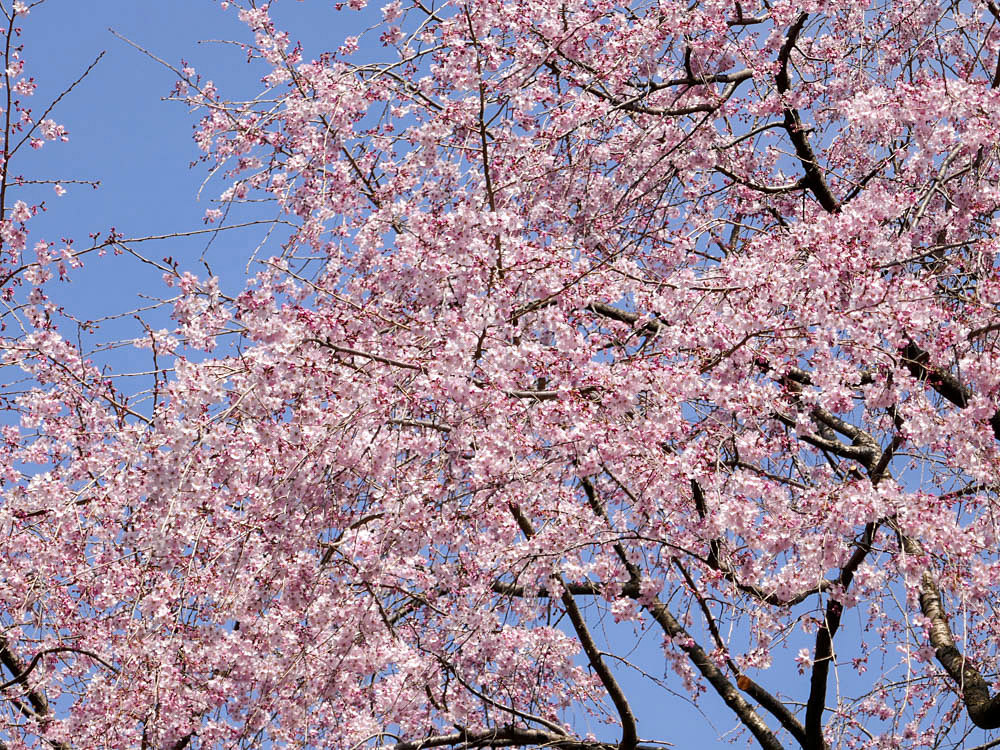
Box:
[802,523,878,750]
[775,14,841,214]
[508,504,639,750]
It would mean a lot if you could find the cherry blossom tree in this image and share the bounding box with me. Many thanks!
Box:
[7,0,1000,747]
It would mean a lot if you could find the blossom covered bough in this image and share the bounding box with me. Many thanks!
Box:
[5,0,1000,747]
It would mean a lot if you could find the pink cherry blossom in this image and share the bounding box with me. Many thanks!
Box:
[3,1,1000,749]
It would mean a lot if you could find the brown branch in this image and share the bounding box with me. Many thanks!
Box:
[803,522,878,750]
[989,3,1000,89]
[0,8,15,226]
[673,559,807,746]
[0,646,118,692]
[900,341,1000,441]
[442,663,570,737]
[500,385,600,401]
[764,363,881,472]
[715,165,804,195]
[693,479,880,748]
[508,504,639,750]
[968,322,1000,341]
[310,339,426,372]
[578,480,785,750]
[771,409,877,465]
[491,579,638,598]
[549,50,748,118]
[648,69,753,90]
[9,51,106,160]
[389,418,453,433]
[898,531,1000,729]
[640,590,784,750]
[900,341,969,408]
[0,638,51,721]
[0,637,72,750]
[585,302,646,328]
[775,13,841,214]
[392,726,611,750]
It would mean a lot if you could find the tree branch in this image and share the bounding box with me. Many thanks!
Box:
[692,479,832,607]
[490,579,637,598]
[508,504,639,750]
[391,726,618,750]
[898,531,1000,729]
[578,480,785,750]
[775,14,841,214]
[0,636,71,750]
[640,592,785,750]
[803,522,878,750]
[900,340,1000,441]
[673,558,806,746]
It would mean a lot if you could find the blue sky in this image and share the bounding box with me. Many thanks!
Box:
[26,1,262,352]
[25,1,382,347]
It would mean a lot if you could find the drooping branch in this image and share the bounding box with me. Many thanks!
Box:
[508,504,639,750]
[441,661,572,737]
[627,578,788,750]
[0,636,71,750]
[0,646,118,692]
[772,409,878,467]
[760,359,882,474]
[578,479,787,750]
[802,522,878,750]
[490,579,635,598]
[900,340,1000,441]
[546,54,750,117]
[852,343,1000,727]
[714,165,804,195]
[391,726,615,750]
[692,479,833,607]
[673,558,807,746]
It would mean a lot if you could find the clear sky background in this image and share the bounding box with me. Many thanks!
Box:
[26,1,342,348]
[17,2,944,749]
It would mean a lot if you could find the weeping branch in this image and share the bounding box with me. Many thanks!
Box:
[0,636,71,750]
[900,341,1000,441]
[775,13,841,214]
[508,504,639,750]
[802,522,878,750]
[579,479,787,750]
[692,478,832,607]
[391,726,616,750]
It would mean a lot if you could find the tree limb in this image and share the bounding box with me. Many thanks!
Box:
[508,504,639,750]
[899,341,1000,441]
[578,480,786,750]
[897,531,1000,729]
[391,726,618,750]
[775,14,841,213]
[803,522,878,750]
[0,636,70,750]
[673,558,806,746]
